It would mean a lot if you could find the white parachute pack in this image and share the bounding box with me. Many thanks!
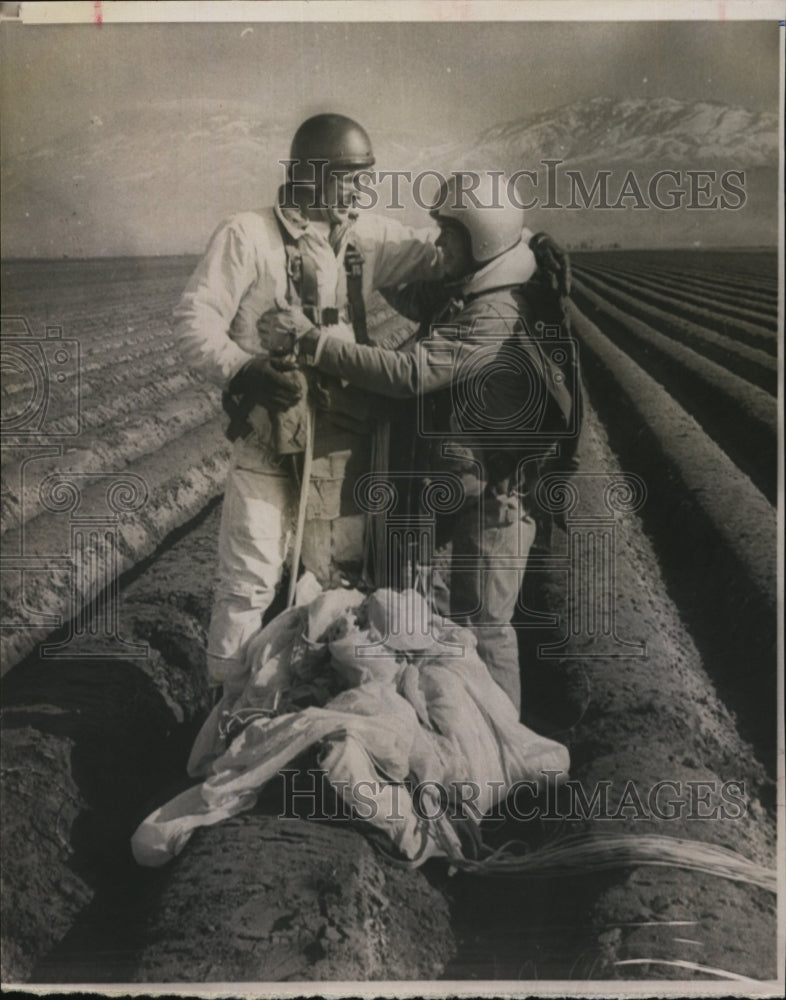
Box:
[132,586,570,868]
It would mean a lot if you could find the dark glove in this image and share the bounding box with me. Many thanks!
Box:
[529,232,571,297]
[228,355,303,414]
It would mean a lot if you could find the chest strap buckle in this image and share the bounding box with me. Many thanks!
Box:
[303,305,339,327]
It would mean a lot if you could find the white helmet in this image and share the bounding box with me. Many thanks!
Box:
[431,172,525,264]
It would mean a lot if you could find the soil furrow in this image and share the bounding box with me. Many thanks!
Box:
[573,269,777,390]
[0,415,230,674]
[571,280,777,503]
[1,326,178,402]
[579,260,778,311]
[1,386,223,539]
[572,251,778,296]
[579,262,778,319]
[1,368,212,473]
[569,301,776,767]
[574,264,777,343]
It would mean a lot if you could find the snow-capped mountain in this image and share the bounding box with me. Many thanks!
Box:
[419,96,778,172]
[407,96,778,249]
[1,96,778,257]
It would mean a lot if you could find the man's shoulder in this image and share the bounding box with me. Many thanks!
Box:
[351,210,432,243]
[351,210,392,241]
[460,285,523,321]
[194,208,288,270]
[216,207,278,238]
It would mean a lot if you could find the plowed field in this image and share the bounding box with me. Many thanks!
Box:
[0,250,780,986]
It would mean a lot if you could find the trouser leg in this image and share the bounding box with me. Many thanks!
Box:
[301,513,366,588]
[447,494,537,712]
[207,425,370,693]
[206,463,294,692]
[299,428,371,587]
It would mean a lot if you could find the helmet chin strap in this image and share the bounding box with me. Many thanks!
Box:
[290,184,357,225]
[324,178,358,223]
[469,235,523,272]
[279,182,358,257]
[327,201,357,225]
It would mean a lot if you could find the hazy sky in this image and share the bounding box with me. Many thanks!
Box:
[1,15,781,255]
[1,19,781,158]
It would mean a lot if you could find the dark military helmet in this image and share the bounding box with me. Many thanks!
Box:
[289,113,375,181]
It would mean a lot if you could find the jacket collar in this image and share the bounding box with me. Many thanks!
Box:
[460,239,537,298]
[275,184,358,242]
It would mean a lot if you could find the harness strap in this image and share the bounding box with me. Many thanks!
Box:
[297,244,321,322]
[345,243,369,343]
[274,202,366,336]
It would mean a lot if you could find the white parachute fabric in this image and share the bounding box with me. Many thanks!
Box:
[131,587,570,867]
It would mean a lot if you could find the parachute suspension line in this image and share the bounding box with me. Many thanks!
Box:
[287,401,316,608]
[362,419,391,591]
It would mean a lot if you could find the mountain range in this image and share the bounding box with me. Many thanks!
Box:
[438,96,777,169]
[2,96,778,256]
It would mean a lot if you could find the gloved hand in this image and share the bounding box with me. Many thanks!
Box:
[286,322,355,368]
[228,355,303,413]
[529,232,571,297]
[257,306,315,357]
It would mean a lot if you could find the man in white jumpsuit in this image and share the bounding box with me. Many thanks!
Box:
[174,114,441,696]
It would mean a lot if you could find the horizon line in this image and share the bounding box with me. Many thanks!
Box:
[1,244,779,264]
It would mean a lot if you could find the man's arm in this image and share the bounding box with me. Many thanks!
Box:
[302,301,513,399]
[173,219,259,387]
[378,280,454,325]
[357,214,443,290]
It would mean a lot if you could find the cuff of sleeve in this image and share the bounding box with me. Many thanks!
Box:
[311,328,331,366]
[224,346,257,386]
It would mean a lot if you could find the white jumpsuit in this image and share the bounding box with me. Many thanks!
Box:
[174,204,440,690]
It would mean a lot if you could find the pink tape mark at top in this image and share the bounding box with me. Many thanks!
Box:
[93,1,103,26]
